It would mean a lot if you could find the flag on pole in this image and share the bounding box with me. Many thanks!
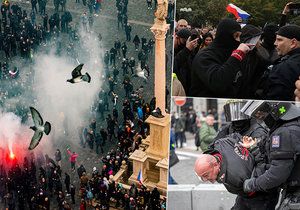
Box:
[226,3,250,20]
[137,169,143,183]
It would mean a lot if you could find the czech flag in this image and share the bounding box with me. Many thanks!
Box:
[137,169,143,183]
[226,3,250,20]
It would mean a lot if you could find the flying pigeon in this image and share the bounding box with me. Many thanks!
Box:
[67,64,91,83]
[133,63,148,81]
[28,107,51,150]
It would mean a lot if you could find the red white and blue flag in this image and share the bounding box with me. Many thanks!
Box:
[137,169,143,183]
[226,3,250,20]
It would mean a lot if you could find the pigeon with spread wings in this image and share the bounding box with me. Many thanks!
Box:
[29,107,51,150]
[67,64,91,83]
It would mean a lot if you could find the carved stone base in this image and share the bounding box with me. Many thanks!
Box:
[145,114,170,159]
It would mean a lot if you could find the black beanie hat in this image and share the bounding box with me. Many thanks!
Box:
[241,24,263,43]
[176,28,192,39]
[277,25,300,41]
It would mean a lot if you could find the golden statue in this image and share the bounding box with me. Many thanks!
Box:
[154,0,168,21]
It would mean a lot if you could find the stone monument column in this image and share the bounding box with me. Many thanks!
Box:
[151,0,169,114]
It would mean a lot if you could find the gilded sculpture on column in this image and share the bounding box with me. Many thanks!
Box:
[154,0,168,22]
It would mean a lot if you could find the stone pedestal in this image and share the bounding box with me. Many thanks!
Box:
[156,157,168,192]
[128,114,170,195]
[145,114,170,159]
[128,149,148,184]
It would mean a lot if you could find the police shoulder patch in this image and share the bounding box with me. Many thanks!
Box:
[272,135,280,148]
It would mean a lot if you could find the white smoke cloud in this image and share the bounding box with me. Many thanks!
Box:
[32,28,104,144]
[0,27,105,159]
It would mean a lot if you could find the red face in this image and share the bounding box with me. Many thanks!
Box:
[194,157,220,183]
[195,164,219,183]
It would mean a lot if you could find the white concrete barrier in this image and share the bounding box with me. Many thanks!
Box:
[167,185,195,210]
[167,184,236,210]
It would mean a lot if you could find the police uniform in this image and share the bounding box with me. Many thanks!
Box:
[210,101,278,210]
[242,101,300,210]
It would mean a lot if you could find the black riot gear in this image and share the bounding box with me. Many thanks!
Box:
[241,101,300,130]
[242,101,300,209]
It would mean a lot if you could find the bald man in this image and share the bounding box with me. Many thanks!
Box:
[194,134,279,210]
[194,154,220,183]
[176,19,188,32]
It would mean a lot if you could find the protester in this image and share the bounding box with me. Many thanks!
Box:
[67,149,78,171]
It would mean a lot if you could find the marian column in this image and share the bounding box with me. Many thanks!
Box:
[151,0,169,114]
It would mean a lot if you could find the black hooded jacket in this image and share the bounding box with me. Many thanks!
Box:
[190,19,242,97]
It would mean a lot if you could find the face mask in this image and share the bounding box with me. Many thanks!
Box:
[232,120,250,133]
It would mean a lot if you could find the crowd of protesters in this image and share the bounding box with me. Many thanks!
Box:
[0,147,165,209]
[172,2,300,101]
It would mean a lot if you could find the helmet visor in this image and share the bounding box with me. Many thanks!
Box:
[240,101,271,121]
[224,101,250,122]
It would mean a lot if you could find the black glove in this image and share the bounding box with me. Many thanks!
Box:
[243,178,256,193]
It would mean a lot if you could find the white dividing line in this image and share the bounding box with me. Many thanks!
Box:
[177,155,190,160]
[175,151,200,158]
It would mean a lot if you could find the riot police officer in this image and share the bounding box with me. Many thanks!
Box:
[241,101,300,210]
[210,100,279,210]
[215,100,268,141]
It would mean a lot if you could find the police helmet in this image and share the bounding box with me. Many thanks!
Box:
[241,101,300,122]
[224,100,250,122]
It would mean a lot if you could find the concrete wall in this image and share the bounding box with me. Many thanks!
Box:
[167,184,236,210]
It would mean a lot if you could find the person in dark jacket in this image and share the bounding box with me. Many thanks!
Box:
[77,164,86,179]
[195,133,279,210]
[133,35,140,51]
[235,24,271,99]
[242,101,300,209]
[173,28,199,94]
[64,172,70,195]
[190,18,251,98]
[55,149,62,167]
[70,184,76,204]
[263,24,300,101]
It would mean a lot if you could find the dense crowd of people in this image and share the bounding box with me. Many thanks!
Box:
[0,148,165,209]
[173,2,300,101]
